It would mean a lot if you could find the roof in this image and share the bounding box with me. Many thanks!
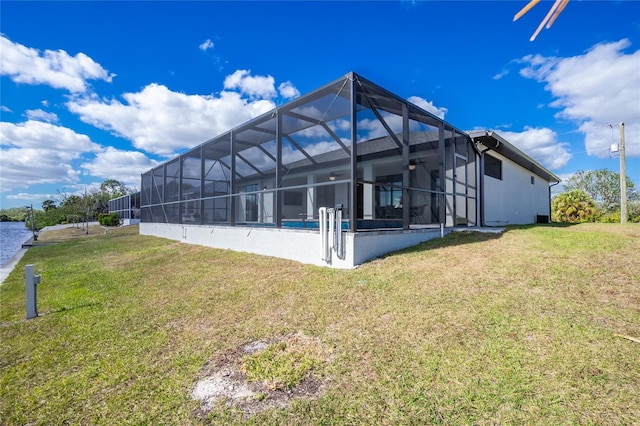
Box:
[467,130,561,183]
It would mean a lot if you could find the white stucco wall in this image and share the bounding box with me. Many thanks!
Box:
[483,152,551,225]
[352,228,445,265]
[140,223,446,269]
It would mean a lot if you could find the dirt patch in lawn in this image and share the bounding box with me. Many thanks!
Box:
[191,333,330,418]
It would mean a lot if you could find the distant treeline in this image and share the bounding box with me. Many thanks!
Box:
[1,179,133,230]
[0,208,30,223]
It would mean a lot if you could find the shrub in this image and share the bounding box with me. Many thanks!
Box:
[627,201,640,223]
[98,213,120,227]
[597,201,640,223]
[600,210,621,223]
[552,190,600,223]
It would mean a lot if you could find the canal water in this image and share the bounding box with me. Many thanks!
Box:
[0,221,33,266]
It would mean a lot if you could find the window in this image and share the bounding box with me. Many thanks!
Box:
[484,154,502,180]
[531,176,535,185]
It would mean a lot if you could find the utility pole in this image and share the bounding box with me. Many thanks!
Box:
[85,186,90,235]
[619,122,627,224]
[29,204,37,241]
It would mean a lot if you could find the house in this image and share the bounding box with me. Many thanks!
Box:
[137,72,559,268]
[468,130,560,226]
[108,192,141,226]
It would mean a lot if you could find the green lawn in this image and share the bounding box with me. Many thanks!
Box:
[1,223,638,425]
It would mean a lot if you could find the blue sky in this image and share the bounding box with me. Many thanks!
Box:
[1,0,639,209]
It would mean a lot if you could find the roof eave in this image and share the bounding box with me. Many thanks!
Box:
[468,130,561,183]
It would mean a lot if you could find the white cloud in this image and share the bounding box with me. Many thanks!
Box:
[519,39,640,158]
[223,69,277,99]
[358,116,401,140]
[81,147,158,189]
[501,127,572,170]
[55,182,103,199]
[25,109,59,123]
[299,140,347,157]
[552,172,577,193]
[0,34,114,93]
[199,39,214,51]
[278,81,300,99]
[350,96,447,142]
[0,146,82,189]
[1,105,12,113]
[6,192,57,202]
[67,71,291,156]
[0,120,99,152]
[0,120,100,189]
[407,96,447,119]
[493,69,509,80]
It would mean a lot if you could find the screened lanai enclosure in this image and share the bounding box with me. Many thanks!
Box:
[140,72,478,268]
[108,192,141,225]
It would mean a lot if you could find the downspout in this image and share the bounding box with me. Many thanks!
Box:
[548,181,560,222]
[476,131,499,227]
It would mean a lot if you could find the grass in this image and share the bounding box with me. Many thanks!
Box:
[1,223,639,424]
[241,334,326,390]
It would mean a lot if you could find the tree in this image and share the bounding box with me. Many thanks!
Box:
[60,195,82,209]
[564,169,638,213]
[52,180,132,225]
[0,207,28,222]
[38,199,65,227]
[60,194,85,226]
[42,199,57,212]
[552,190,599,223]
[100,179,129,199]
[91,179,131,216]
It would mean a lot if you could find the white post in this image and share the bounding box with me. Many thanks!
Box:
[328,208,335,263]
[335,208,342,258]
[319,208,327,261]
[440,223,444,238]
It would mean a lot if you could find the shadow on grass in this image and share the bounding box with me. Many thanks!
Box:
[408,229,504,253]
[368,229,503,264]
[503,222,579,230]
[47,302,101,315]
[0,303,100,328]
[372,222,576,263]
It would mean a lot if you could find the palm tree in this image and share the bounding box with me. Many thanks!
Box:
[552,190,599,223]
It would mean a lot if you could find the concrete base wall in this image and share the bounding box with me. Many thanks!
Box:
[140,223,448,269]
[352,228,445,265]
